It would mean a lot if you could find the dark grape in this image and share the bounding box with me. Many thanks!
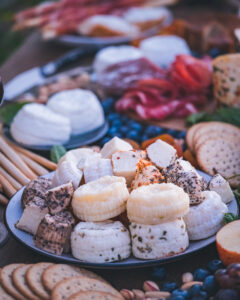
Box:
[171,288,189,299]
[191,290,208,300]
[194,269,210,281]
[215,274,237,289]
[227,263,240,279]
[214,289,239,300]
[188,284,202,297]
[168,296,185,300]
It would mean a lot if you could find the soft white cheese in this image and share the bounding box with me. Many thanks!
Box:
[101,137,133,159]
[140,35,190,67]
[209,174,234,204]
[93,45,144,75]
[47,89,105,135]
[147,139,177,169]
[10,103,71,145]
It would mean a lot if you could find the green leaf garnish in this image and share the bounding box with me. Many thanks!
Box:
[50,145,67,163]
[0,102,29,126]
[223,213,238,224]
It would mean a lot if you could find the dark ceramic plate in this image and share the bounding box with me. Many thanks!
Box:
[5,171,239,269]
[2,121,108,151]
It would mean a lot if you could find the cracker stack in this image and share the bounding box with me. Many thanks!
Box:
[0,263,122,300]
[186,121,240,187]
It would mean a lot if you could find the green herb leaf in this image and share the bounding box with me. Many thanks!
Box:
[186,107,240,128]
[50,145,67,163]
[223,213,238,224]
[0,102,29,126]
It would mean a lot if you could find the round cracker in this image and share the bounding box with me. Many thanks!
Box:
[0,264,26,300]
[26,262,53,300]
[42,264,106,292]
[13,264,40,300]
[186,123,206,152]
[69,291,122,300]
[52,276,123,300]
[196,138,240,187]
[193,121,240,152]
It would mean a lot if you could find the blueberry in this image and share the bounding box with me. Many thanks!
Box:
[102,98,114,113]
[209,48,221,58]
[111,119,122,128]
[120,126,129,136]
[191,291,208,300]
[172,289,189,299]
[191,51,201,58]
[188,284,202,297]
[202,275,218,296]
[207,259,223,273]
[176,131,186,139]
[168,296,185,300]
[107,113,120,122]
[99,136,111,147]
[162,281,178,292]
[141,134,150,143]
[166,129,178,137]
[107,127,119,137]
[129,122,143,132]
[151,267,166,281]
[126,130,141,142]
[145,125,163,137]
[193,269,210,281]
[119,115,129,123]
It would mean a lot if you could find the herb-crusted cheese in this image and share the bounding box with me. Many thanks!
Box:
[213,54,240,107]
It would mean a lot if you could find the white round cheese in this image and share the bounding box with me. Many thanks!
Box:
[93,45,144,75]
[123,6,171,24]
[78,15,139,36]
[140,35,191,67]
[10,103,71,146]
[47,89,105,135]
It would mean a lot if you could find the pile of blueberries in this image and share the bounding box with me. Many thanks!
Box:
[99,98,186,147]
[151,260,240,300]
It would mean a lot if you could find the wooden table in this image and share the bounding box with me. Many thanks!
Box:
[0,26,221,291]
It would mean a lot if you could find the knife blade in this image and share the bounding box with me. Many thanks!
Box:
[3,47,98,101]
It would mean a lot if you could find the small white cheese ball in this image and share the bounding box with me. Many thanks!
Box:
[140,35,190,67]
[93,45,144,75]
[47,89,105,135]
[10,103,71,146]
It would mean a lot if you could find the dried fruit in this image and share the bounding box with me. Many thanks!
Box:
[143,280,160,292]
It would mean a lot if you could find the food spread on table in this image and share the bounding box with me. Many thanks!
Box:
[13,0,173,39]
[14,136,236,264]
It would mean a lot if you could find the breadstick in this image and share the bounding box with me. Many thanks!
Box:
[19,153,49,176]
[0,174,16,198]
[0,166,22,190]
[5,139,57,170]
[0,194,8,206]
[0,136,37,180]
[0,153,30,185]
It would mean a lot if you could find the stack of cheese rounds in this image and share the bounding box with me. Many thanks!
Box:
[127,183,190,259]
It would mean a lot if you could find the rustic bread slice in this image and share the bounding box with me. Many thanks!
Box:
[26,262,53,300]
[43,264,105,292]
[213,53,240,107]
[186,123,206,152]
[69,291,122,300]
[0,264,26,300]
[0,282,15,300]
[12,264,40,300]
[196,138,240,187]
[51,276,123,300]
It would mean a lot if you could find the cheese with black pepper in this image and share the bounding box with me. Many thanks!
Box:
[213,54,240,107]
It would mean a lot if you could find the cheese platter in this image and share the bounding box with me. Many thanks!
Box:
[5,137,239,269]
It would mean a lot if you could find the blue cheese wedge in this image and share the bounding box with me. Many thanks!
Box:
[146,139,177,169]
[101,137,133,159]
[208,174,234,204]
[16,196,49,235]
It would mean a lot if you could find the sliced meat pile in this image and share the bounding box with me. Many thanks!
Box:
[103,55,212,121]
